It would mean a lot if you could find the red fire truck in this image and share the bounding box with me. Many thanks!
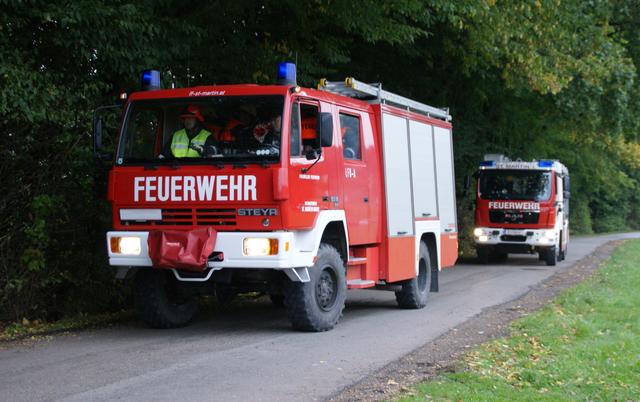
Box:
[473,155,570,266]
[94,64,458,331]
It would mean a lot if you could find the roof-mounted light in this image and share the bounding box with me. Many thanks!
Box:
[538,160,554,168]
[141,69,161,91]
[479,160,495,167]
[277,62,296,86]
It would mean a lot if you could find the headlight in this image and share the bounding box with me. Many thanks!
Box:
[243,238,279,256]
[473,228,484,237]
[478,235,489,242]
[110,236,141,255]
[543,230,556,240]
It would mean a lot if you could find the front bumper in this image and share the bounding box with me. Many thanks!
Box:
[473,227,556,247]
[107,231,314,270]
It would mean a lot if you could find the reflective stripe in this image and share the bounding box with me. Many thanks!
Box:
[171,129,211,157]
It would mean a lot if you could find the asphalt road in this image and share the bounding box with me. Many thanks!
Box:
[1,232,639,402]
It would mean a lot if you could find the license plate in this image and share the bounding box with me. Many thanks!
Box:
[505,229,524,235]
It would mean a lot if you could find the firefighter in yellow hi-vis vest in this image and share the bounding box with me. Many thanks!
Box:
[161,105,217,158]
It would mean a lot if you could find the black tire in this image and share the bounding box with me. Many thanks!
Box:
[284,244,346,332]
[558,233,567,261]
[134,269,199,329]
[477,247,490,264]
[395,242,432,309]
[544,246,557,266]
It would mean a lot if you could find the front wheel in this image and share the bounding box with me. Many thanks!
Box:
[558,231,568,261]
[284,244,347,332]
[543,246,558,266]
[134,270,199,328]
[476,247,490,264]
[395,242,432,309]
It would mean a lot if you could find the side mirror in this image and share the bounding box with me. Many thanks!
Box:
[319,112,333,147]
[563,175,570,193]
[305,148,320,160]
[457,175,471,198]
[92,103,121,161]
[92,117,113,160]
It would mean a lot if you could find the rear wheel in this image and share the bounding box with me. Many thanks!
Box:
[395,242,432,309]
[134,270,199,328]
[284,244,346,332]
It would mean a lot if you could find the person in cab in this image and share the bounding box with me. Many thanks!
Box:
[248,114,282,150]
[160,105,218,158]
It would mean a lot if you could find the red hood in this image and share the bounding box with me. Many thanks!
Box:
[475,198,555,229]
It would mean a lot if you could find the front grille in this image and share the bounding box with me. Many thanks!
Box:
[500,235,527,242]
[490,210,539,224]
[122,208,236,227]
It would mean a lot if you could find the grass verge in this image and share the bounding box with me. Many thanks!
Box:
[0,310,135,342]
[402,239,640,401]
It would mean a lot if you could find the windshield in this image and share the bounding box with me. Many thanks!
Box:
[479,170,552,201]
[116,95,284,165]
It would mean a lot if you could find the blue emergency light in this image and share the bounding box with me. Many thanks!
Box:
[538,160,554,168]
[277,62,297,86]
[141,69,161,91]
[479,160,495,167]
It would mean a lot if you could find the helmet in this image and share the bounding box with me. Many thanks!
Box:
[180,105,204,122]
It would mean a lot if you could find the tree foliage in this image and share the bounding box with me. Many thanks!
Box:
[1,0,639,321]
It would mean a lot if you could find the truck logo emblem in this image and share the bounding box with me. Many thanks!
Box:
[238,208,278,216]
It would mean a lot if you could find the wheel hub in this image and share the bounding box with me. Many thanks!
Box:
[316,268,337,311]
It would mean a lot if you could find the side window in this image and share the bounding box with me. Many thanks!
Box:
[340,113,361,160]
[289,103,301,157]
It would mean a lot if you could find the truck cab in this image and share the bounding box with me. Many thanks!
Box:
[473,155,570,265]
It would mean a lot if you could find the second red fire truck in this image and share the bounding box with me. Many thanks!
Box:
[473,155,570,266]
[95,64,458,331]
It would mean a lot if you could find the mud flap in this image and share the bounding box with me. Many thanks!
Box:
[148,227,217,272]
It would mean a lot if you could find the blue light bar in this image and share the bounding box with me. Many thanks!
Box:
[141,69,161,91]
[277,62,296,86]
[479,160,495,167]
[538,160,554,168]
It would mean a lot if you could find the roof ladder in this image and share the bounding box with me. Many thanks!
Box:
[317,77,451,121]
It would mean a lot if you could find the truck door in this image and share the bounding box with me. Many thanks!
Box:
[337,109,379,245]
[433,125,458,267]
[556,172,569,252]
[286,99,339,229]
